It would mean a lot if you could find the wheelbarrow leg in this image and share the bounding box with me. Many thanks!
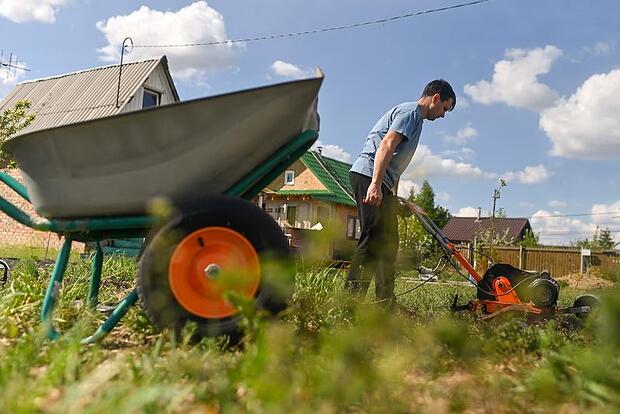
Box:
[41,237,72,340]
[87,241,104,309]
[81,289,139,345]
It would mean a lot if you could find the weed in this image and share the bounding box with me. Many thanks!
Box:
[0,252,618,413]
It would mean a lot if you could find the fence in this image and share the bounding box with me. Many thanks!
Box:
[456,244,620,277]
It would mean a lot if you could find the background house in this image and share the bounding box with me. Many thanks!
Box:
[442,213,533,246]
[259,150,359,260]
[0,56,178,252]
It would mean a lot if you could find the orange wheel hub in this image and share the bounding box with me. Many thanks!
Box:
[168,226,260,318]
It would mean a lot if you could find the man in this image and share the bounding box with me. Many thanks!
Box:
[346,79,456,304]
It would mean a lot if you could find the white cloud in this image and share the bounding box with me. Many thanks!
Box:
[457,125,478,140]
[590,200,620,227]
[540,69,620,159]
[0,0,69,23]
[460,148,476,159]
[501,164,551,184]
[456,206,480,217]
[530,209,596,245]
[0,64,27,96]
[464,45,563,111]
[436,191,451,203]
[444,122,478,145]
[96,2,236,83]
[271,60,313,79]
[530,201,620,245]
[584,41,614,57]
[311,140,351,162]
[403,144,496,181]
[439,147,476,161]
[397,179,418,198]
[457,96,470,109]
[548,200,567,208]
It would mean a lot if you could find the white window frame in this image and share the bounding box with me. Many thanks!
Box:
[284,170,295,185]
[142,88,161,108]
[347,216,361,240]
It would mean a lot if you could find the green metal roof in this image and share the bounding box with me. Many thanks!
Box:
[275,151,356,207]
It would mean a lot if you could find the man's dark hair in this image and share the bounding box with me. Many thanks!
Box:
[421,79,456,111]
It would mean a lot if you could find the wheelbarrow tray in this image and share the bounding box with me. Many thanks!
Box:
[5,73,322,218]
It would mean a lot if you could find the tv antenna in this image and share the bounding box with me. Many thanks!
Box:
[0,50,30,79]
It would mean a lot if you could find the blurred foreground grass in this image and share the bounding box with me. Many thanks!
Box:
[0,254,619,413]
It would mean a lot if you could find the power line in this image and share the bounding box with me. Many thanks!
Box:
[133,0,491,49]
[534,229,620,236]
[527,211,620,220]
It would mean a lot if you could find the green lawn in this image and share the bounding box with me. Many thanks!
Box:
[0,244,82,262]
[0,254,618,413]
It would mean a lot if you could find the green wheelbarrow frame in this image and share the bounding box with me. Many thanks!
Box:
[0,129,318,344]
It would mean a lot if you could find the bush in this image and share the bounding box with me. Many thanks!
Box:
[601,264,620,283]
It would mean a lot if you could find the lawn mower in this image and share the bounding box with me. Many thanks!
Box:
[398,197,600,321]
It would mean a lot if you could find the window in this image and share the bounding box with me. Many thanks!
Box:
[347,216,361,240]
[142,89,160,108]
[284,170,295,185]
[286,206,297,225]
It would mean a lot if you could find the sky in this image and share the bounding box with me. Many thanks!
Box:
[0,0,619,246]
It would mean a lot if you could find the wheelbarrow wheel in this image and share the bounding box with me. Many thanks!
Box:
[137,196,293,339]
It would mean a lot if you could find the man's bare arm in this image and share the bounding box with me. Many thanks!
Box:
[364,130,404,206]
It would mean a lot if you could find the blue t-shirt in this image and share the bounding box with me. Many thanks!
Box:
[350,103,423,189]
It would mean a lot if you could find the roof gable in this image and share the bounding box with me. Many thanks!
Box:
[276,151,356,207]
[0,56,178,135]
[442,217,531,243]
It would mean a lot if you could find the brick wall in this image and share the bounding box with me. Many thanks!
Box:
[0,169,84,252]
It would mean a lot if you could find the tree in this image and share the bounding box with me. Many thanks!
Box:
[598,228,615,250]
[573,238,592,249]
[573,227,615,250]
[519,229,539,248]
[413,180,451,228]
[398,180,451,267]
[0,100,35,169]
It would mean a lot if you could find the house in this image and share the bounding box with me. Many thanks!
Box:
[259,150,359,260]
[442,212,533,245]
[0,56,178,251]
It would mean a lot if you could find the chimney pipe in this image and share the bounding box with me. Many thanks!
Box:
[477,207,481,220]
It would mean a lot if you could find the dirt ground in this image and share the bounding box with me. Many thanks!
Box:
[555,269,615,289]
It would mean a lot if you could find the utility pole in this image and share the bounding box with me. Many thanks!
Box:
[489,179,507,259]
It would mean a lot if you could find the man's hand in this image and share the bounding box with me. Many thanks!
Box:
[365,130,403,207]
[364,182,383,206]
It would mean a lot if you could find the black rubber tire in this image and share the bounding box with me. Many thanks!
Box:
[137,195,293,339]
[573,294,601,320]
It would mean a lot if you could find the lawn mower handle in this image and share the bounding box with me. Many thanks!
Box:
[397,197,483,282]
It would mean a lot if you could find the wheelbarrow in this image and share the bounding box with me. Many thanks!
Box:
[0,72,323,343]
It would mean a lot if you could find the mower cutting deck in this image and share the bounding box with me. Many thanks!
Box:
[399,198,599,320]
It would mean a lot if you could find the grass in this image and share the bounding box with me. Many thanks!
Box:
[0,252,619,413]
[601,264,620,283]
[0,244,82,262]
